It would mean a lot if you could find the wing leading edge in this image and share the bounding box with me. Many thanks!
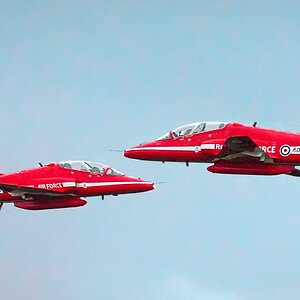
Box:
[0,183,76,197]
[208,136,300,176]
[214,136,273,163]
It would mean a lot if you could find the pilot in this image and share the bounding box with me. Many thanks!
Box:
[91,166,101,174]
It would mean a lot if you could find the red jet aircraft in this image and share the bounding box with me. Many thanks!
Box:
[0,160,155,210]
[124,122,300,177]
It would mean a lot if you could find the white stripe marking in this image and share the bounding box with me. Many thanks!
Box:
[62,182,76,188]
[200,144,215,150]
[128,146,197,152]
[76,182,152,188]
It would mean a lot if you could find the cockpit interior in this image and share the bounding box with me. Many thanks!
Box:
[157,122,228,140]
[59,161,123,176]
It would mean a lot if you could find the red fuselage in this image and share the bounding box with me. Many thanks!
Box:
[124,122,300,166]
[0,161,155,210]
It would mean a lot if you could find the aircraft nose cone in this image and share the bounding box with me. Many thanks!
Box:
[124,142,157,161]
[124,149,131,158]
[132,179,156,194]
[121,174,155,194]
[124,147,146,160]
[142,181,156,191]
[124,148,136,159]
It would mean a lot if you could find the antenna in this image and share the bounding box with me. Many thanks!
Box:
[253,122,257,127]
[39,162,43,167]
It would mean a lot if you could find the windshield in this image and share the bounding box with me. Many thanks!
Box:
[157,132,171,140]
[59,161,123,176]
[157,122,227,140]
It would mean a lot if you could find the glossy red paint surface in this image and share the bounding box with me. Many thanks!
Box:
[207,162,294,175]
[0,161,155,210]
[14,198,87,210]
[125,122,300,176]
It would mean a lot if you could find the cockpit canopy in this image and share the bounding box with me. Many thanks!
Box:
[157,122,228,140]
[59,161,123,176]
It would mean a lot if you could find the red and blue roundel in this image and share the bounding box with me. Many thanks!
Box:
[280,145,291,156]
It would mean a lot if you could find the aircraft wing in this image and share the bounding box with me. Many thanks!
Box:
[0,183,75,197]
[288,168,300,177]
[214,136,273,163]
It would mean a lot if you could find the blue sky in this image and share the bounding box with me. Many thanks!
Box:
[1,1,300,299]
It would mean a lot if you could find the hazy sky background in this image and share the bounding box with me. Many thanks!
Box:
[1,1,300,299]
